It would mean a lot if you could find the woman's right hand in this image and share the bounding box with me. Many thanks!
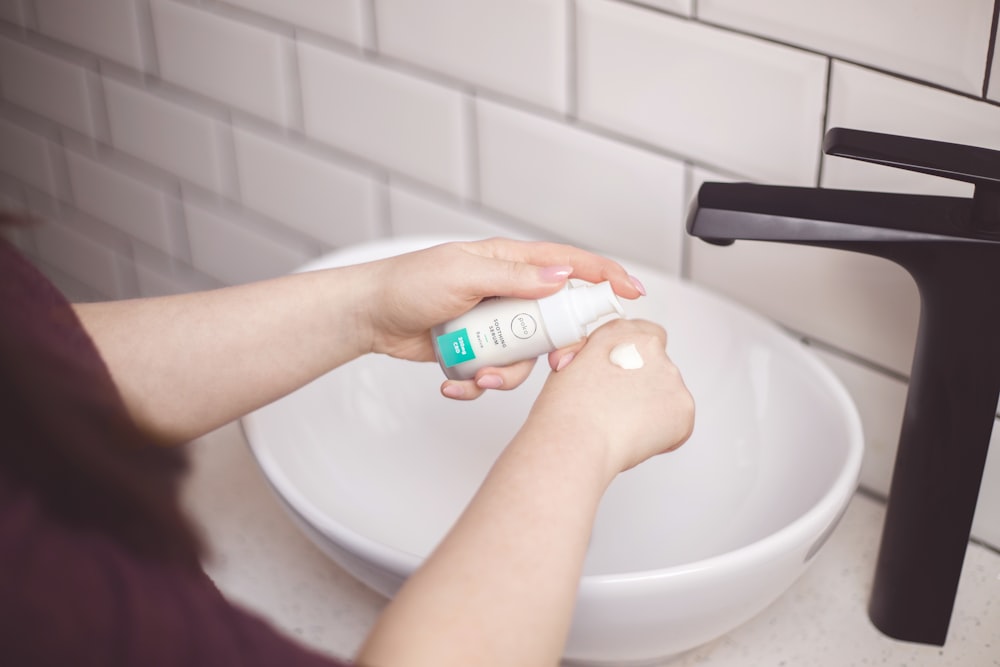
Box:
[525,318,695,477]
[358,318,693,667]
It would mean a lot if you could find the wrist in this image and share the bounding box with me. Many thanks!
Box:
[311,262,381,360]
[515,409,622,489]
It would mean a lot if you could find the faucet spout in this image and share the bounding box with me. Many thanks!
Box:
[686,128,1000,646]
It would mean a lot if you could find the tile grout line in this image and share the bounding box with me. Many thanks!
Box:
[283,33,305,132]
[20,0,38,31]
[362,0,378,55]
[679,163,693,280]
[216,110,242,206]
[815,57,833,188]
[565,0,578,120]
[983,0,1000,99]
[134,0,161,78]
[86,67,113,147]
[796,331,910,385]
[375,172,392,237]
[463,93,482,205]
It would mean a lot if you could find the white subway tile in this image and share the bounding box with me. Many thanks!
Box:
[631,0,692,15]
[376,0,567,111]
[37,263,112,302]
[298,42,467,195]
[0,118,57,194]
[35,0,146,70]
[577,0,826,186]
[0,190,24,214]
[687,167,920,376]
[103,77,228,194]
[132,244,221,296]
[33,219,129,298]
[388,185,535,240]
[134,262,205,297]
[183,199,312,284]
[700,0,993,96]
[221,0,365,46]
[65,149,182,256]
[0,190,31,250]
[0,37,98,136]
[812,349,906,497]
[824,62,1000,196]
[150,0,290,125]
[477,98,685,273]
[233,128,380,246]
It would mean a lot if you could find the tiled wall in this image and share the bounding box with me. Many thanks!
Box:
[1,0,999,549]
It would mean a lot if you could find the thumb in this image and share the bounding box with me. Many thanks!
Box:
[547,337,587,372]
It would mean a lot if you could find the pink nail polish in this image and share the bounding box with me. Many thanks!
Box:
[555,352,575,372]
[540,265,574,283]
[442,384,465,399]
[629,274,647,296]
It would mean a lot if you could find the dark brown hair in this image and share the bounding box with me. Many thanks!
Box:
[0,218,203,569]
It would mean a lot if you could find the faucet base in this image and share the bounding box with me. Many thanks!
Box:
[865,250,1000,645]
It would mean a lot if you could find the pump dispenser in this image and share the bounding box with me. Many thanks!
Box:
[433,281,624,380]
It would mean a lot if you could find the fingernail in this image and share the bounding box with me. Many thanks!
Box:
[629,274,647,296]
[539,265,574,283]
[476,374,504,390]
[442,384,465,399]
[555,352,575,372]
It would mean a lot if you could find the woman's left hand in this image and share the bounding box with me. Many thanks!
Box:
[356,238,644,400]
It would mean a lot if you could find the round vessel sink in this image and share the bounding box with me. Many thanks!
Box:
[242,236,863,664]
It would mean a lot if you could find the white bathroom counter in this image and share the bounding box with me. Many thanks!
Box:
[182,421,1000,666]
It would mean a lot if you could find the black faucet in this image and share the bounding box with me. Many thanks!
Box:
[686,127,1000,645]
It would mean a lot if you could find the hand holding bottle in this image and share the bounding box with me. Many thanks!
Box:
[356,238,644,399]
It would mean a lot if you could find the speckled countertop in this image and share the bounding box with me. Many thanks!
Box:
[181,421,1000,666]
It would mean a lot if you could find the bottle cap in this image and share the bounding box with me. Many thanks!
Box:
[538,281,625,348]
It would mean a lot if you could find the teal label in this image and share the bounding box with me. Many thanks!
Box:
[436,327,476,368]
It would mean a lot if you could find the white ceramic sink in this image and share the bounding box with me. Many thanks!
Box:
[242,236,864,664]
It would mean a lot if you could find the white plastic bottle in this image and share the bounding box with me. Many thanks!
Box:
[432,281,625,380]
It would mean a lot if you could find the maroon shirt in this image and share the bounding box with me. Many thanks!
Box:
[0,239,349,666]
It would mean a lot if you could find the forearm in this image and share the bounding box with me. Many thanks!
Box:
[357,419,615,667]
[74,265,375,443]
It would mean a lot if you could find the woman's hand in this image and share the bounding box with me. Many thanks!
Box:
[357,317,693,667]
[356,238,644,400]
[529,317,695,476]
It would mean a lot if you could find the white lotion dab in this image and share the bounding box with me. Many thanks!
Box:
[609,342,644,370]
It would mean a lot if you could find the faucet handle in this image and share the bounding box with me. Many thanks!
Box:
[823,127,1000,189]
[825,127,1000,233]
